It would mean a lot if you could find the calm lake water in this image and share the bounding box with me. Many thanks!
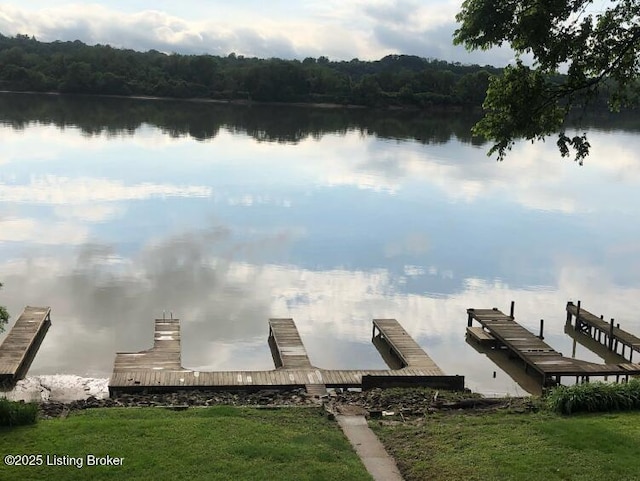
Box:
[1,92,640,396]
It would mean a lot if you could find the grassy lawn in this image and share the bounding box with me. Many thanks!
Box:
[372,411,640,481]
[0,406,371,481]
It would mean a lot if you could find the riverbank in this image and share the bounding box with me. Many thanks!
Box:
[0,405,372,481]
[4,392,640,481]
[373,410,640,481]
[1,376,533,420]
[0,89,474,113]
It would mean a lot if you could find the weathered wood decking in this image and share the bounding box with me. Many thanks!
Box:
[110,367,453,392]
[467,306,640,385]
[0,306,51,385]
[114,318,182,371]
[268,318,325,395]
[563,323,629,365]
[372,319,444,374]
[566,301,640,362]
[109,317,464,396]
[268,318,313,369]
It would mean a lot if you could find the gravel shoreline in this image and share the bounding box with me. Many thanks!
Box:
[2,376,537,419]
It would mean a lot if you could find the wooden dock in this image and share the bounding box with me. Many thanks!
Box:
[563,324,629,365]
[114,318,182,371]
[566,301,640,362]
[109,318,464,396]
[465,336,543,395]
[268,318,313,369]
[372,319,444,373]
[467,305,640,386]
[268,318,325,395]
[0,306,51,385]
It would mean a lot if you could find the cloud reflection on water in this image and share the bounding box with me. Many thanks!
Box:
[1,101,640,396]
[3,221,640,396]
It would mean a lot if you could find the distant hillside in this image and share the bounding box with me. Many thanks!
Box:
[0,33,501,108]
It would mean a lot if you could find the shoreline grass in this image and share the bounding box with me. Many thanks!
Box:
[547,379,640,414]
[372,410,640,481]
[0,406,371,481]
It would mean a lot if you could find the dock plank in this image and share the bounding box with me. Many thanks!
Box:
[469,306,640,381]
[372,319,444,374]
[567,302,640,360]
[0,306,51,384]
[109,317,464,395]
[268,318,313,369]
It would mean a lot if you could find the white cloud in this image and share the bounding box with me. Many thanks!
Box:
[0,175,211,205]
[0,217,88,244]
[311,130,640,215]
[54,204,124,222]
[0,2,514,64]
[3,218,640,395]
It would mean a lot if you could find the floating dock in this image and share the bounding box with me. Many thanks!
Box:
[109,317,464,396]
[467,305,640,386]
[566,301,640,362]
[0,306,51,386]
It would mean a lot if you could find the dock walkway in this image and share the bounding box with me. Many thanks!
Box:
[467,306,640,385]
[372,319,443,373]
[268,318,313,369]
[114,318,182,371]
[0,306,51,385]
[109,317,464,396]
[566,302,640,362]
[268,318,325,395]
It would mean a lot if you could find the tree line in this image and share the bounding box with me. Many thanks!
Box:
[0,91,483,145]
[0,33,499,108]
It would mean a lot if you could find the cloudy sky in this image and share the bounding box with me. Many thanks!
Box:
[0,1,515,66]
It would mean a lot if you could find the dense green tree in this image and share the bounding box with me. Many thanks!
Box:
[0,34,512,108]
[0,33,511,108]
[454,0,640,163]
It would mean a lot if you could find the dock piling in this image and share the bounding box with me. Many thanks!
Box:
[609,319,615,350]
[470,304,640,387]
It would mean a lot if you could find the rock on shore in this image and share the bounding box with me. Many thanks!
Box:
[1,375,109,402]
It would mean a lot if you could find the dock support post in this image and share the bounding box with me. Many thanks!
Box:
[467,310,473,327]
[509,301,515,319]
[566,302,572,325]
[609,318,615,351]
[538,319,544,340]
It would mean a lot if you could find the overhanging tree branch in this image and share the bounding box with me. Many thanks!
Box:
[455,0,640,162]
